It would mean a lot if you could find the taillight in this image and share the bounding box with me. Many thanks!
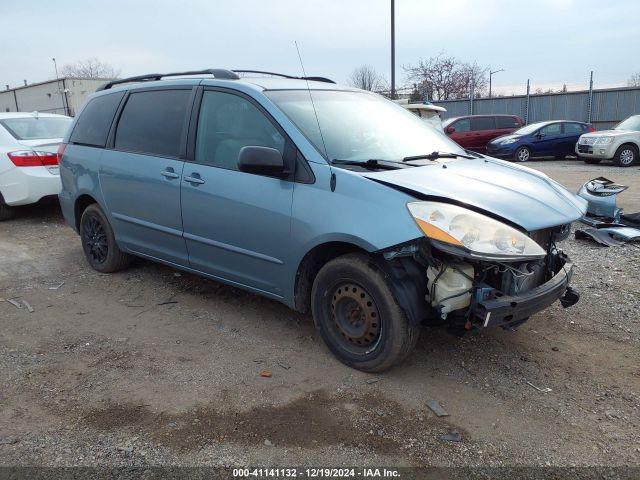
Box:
[7,150,59,167]
[588,125,596,132]
[57,143,67,163]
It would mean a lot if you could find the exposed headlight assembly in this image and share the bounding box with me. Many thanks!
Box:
[407,201,546,260]
[595,136,614,145]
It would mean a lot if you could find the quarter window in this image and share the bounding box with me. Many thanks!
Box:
[495,116,521,129]
[470,116,495,131]
[564,123,584,134]
[195,91,285,170]
[115,90,191,157]
[69,91,124,147]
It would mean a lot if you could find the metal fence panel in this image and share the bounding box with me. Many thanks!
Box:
[435,87,640,130]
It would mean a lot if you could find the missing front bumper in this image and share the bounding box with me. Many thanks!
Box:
[472,260,575,328]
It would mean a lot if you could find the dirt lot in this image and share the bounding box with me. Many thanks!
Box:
[1,160,639,469]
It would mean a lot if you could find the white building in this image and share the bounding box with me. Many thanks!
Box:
[0,77,114,117]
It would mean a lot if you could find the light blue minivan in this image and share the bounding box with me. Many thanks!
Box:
[59,69,586,372]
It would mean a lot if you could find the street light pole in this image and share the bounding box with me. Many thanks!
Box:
[489,68,505,98]
[390,0,395,99]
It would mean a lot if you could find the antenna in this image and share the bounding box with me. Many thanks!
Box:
[294,41,329,161]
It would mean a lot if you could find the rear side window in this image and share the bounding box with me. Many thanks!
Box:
[70,92,124,147]
[564,123,584,134]
[471,117,495,131]
[495,116,521,129]
[115,90,191,157]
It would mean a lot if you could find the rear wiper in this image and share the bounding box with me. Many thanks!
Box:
[402,151,475,162]
[331,158,415,170]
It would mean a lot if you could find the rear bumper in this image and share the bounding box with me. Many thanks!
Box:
[0,166,61,206]
[472,259,575,328]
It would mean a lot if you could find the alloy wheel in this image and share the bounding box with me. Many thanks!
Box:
[82,216,108,264]
[517,148,530,162]
[620,148,635,166]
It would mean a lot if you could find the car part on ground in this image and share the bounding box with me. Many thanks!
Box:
[575,228,626,247]
[577,177,628,221]
[620,212,640,228]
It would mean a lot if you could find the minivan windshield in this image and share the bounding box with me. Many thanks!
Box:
[615,116,640,132]
[265,90,465,162]
[0,116,72,140]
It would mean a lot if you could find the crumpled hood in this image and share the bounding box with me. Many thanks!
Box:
[364,158,587,231]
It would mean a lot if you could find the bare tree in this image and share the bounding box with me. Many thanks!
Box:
[61,58,120,78]
[348,65,387,92]
[403,53,489,101]
[628,72,640,87]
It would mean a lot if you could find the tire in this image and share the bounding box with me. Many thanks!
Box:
[80,203,132,273]
[0,193,16,221]
[514,146,531,162]
[613,144,637,167]
[311,253,420,373]
[583,157,602,164]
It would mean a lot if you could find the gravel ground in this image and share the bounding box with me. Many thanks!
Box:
[0,159,639,470]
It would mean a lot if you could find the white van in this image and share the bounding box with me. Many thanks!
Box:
[395,100,446,131]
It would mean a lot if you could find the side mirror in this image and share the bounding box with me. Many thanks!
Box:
[446,126,455,134]
[238,146,286,177]
[536,131,545,139]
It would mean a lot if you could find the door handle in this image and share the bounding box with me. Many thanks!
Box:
[160,169,180,179]
[184,174,205,185]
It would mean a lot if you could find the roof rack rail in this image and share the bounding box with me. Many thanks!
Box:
[96,69,240,91]
[232,70,335,84]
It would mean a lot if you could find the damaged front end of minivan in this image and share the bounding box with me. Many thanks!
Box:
[376,203,580,334]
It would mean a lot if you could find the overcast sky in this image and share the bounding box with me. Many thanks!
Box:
[1,0,638,94]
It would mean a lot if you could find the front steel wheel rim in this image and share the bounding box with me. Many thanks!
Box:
[330,282,381,354]
[82,216,108,264]
[518,148,530,161]
[620,149,634,165]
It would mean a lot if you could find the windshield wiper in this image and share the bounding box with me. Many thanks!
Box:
[331,158,415,170]
[402,151,475,162]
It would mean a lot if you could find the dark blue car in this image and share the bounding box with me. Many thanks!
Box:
[486,120,595,162]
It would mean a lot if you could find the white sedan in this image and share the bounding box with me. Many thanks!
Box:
[576,115,640,167]
[0,112,72,220]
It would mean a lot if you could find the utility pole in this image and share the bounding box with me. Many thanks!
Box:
[52,58,68,116]
[489,68,504,98]
[587,70,594,123]
[390,0,395,99]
